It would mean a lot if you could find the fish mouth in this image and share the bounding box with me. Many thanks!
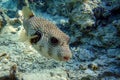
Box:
[58,54,71,61]
[63,56,71,61]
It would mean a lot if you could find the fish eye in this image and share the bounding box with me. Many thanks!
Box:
[50,37,59,46]
[30,31,42,44]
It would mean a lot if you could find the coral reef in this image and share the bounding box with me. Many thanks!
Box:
[0,0,120,80]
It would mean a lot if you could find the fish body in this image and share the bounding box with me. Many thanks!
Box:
[21,3,72,61]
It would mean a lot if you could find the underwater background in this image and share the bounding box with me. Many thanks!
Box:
[0,0,120,80]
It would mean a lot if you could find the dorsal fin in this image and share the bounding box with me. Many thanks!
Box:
[22,6,34,19]
[22,0,34,19]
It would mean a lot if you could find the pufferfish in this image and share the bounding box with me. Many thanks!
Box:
[20,6,72,61]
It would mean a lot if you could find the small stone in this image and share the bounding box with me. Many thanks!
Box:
[60,19,67,25]
[50,72,54,77]
[88,63,99,70]
[0,53,7,58]
[57,73,62,77]
[79,64,87,70]
[1,58,9,64]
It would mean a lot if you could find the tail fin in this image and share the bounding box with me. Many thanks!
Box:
[22,0,34,19]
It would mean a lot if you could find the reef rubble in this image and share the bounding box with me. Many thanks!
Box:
[0,0,120,80]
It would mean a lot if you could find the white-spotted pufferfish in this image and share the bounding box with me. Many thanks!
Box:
[21,6,72,61]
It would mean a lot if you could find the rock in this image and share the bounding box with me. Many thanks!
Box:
[69,2,95,29]
[107,48,120,58]
[112,20,120,36]
[112,20,120,29]
[88,62,99,70]
[0,0,17,11]
[76,48,95,61]
[84,69,96,75]
[22,69,67,80]
[116,54,120,60]
[81,75,97,80]
[99,66,120,78]
[101,76,119,80]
